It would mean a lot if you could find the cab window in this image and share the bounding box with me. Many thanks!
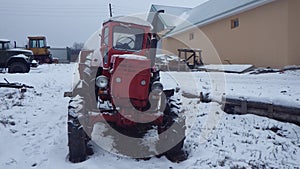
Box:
[113,25,144,51]
[1,42,11,50]
[102,27,109,64]
[29,40,38,48]
[29,39,46,48]
[103,27,109,45]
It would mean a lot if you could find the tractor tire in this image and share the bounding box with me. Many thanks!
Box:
[156,95,187,162]
[8,62,29,73]
[161,119,187,162]
[67,114,88,163]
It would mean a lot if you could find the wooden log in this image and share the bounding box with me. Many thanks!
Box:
[222,95,300,126]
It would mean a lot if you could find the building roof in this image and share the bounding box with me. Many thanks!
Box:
[150,0,275,37]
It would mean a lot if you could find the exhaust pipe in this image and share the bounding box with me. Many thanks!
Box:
[149,10,164,68]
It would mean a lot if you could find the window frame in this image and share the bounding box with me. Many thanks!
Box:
[231,18,239,29]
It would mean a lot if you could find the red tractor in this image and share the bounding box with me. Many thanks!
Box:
[67,11,187,163]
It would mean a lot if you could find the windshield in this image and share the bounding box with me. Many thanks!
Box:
[113,25,144,51]
[0,42,11,50]
[29,39,46,48]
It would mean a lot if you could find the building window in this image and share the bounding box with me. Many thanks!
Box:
[189,32,194,40]
[231,18,239,29]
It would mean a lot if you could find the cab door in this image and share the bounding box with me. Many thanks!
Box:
[0,42,10,67]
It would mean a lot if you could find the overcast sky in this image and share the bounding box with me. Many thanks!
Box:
[0,0,208,47]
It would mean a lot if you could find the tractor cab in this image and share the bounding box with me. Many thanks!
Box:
[27,36,53,63]
[97,16,159,125]
[100,16,152,74]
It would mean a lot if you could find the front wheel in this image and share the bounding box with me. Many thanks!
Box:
[67,115,88,163]
[156,96,187,162]
[157,117,187,162]
[8,62,30,73]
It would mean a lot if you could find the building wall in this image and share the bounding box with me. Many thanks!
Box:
[288,0,300,66]
[162,0,299,68]
[162,27,221,64]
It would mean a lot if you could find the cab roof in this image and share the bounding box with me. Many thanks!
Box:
[27,36,46,40]
[103,16,152,28]
[0,39,10,43]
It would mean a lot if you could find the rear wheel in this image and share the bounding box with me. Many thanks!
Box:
[8,62,29,73]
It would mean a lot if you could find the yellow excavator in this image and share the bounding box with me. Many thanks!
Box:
[26,36,55,64]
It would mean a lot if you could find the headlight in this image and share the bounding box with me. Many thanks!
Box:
[151,81,163,94]
[96,75,108,88]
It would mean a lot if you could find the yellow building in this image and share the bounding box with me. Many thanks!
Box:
[150,0,300,68]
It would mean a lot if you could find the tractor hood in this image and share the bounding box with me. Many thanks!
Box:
[8,48,33,55]
[11,54,30,59]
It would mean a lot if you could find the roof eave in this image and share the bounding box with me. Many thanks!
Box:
[165,0,275,38]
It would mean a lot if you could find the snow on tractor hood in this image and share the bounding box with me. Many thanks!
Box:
[8,48,33,54]
[116,54,148,60]
[11,54,30,59]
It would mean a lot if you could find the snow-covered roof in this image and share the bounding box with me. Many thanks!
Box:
[104,16,152,28]
[151,0,275,36]
[27,36,46,40]
[0,39,10,42]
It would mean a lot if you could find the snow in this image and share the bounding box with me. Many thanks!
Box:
[117,54,148,60]
[1,63,300,168]
[0,39,10,42]
[105,16,152,28]
[8,54,29,60]
[198,64,254,73]
[8,48,33,54]
[168,70,300,108]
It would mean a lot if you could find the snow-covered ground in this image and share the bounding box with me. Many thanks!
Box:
[0,63,299,169]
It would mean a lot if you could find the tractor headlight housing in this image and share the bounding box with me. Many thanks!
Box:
[151,81,163,95]
[96,75,108,89]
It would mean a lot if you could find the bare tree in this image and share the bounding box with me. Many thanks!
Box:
[69,42,84,62]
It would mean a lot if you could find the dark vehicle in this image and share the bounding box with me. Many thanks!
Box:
[0,39,32,73]
[67,12,187,163]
